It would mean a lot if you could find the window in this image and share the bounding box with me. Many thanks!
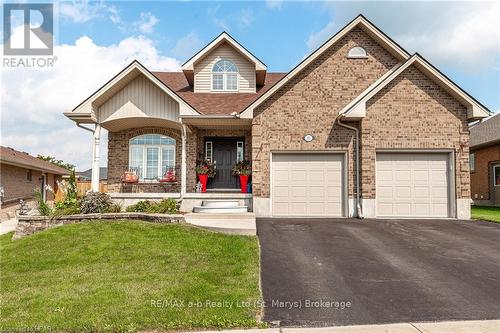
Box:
[347,46,367,59]
[469,153,475,172]
[27,170,32,181]
[495,165,500,187]
[237,141,244,162]
[129,134,176,180]
[205,141,213,162]
[212,59,238,91]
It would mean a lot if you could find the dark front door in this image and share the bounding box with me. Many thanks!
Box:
[207,138,239,189]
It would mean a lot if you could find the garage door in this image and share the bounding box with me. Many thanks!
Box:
[271,154,344,217]
[376,153,450,217]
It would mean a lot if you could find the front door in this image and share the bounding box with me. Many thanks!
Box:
[206,138,241,189]
[493,163,500,205]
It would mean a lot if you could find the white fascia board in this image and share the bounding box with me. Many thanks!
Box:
[239,16,411,119]
[181,32,267,71]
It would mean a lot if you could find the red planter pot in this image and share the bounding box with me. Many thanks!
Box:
[239,175,249,193]
[198,174,208,193]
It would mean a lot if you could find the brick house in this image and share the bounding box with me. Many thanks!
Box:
[0,146,69,218]
[470,113,500,206]
[65,15,490,218]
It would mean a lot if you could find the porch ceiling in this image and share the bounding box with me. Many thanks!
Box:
[181,117,251,130]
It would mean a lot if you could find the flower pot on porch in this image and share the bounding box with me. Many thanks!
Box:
[239,175,249,193]
[198,174,208,193]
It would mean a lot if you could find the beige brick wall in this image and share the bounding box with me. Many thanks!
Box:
[362,65,470,199]
[252,27,471,202]
[107,127,182,193]
[253,27,399,197]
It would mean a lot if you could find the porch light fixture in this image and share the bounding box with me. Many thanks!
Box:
[303,134,314,142]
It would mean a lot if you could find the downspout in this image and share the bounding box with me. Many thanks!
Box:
[336,116,364,219]
[77,122,94,134]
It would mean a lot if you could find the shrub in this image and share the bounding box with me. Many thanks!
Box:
[147,198,179,214]
[126,198,179,214]
[34,188,52,216]
[126,200,152,213]
[79,192,113,214]
[106,202,122,213]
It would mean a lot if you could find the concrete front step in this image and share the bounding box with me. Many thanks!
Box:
[193,206,248,213]
[201,200,239,208]
[185,213,256,235]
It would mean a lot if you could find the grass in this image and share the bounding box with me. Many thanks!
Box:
[0,221,262,332]
[471,205,500,223]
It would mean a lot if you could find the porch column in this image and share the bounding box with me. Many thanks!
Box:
[91,123,101,192]
[181,123,187,196]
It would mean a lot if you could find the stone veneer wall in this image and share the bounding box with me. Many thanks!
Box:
[107,127,182,193]
[14,213,184,239]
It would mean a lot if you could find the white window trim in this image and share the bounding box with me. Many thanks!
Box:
[211,73,239,92]
[211,59,239,92]
[237,141,244,162]
[129,138,176,182]
[469,152,475,172]
[205,141,213,162]
[494,165,500,187]
[347,46,368,59]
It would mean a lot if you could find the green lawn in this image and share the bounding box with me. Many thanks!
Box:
[0,221,262,332]
[471,206,500,223]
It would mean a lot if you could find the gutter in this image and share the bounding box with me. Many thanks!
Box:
[336,115,364,219]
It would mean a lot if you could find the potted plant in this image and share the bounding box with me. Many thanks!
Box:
[196,160,215,192]
[232,160,251,193]
[159,168,176,183]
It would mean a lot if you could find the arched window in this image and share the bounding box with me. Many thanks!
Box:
[129,134,176,180]
[212,59,238,91]
[347,46,367,59]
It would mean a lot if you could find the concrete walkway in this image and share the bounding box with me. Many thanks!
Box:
[185,213,256,235]
[187,319,500,332]
[0,218,17,235]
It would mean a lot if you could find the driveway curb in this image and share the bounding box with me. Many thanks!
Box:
[187,319,500,333]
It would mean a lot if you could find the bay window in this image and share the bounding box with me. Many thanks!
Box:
[129,134,176,181]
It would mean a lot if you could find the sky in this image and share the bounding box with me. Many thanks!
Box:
[1,0,499,170]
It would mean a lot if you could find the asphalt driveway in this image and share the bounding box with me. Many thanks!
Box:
[257,218,500,327]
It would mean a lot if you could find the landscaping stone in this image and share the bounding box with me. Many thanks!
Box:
[13,213,185,239]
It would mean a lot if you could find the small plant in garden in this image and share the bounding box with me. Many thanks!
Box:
[232,160,252,176]
[126,199,179,214]
[34,188,52,216]
[79,192,113,214]
[126,200,152,212]
[196,160,216,177]
[54,170,80,216]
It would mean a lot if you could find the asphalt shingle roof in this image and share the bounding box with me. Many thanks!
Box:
[470,113,500,148]
[152,72,286,115]
[0,146,70,175]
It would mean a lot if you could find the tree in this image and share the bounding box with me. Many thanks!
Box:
[37,155,75,171]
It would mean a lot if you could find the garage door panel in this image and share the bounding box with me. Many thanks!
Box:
[272,154,344,217]
[376,153,450,218]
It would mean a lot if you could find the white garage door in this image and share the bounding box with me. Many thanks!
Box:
[376,153,451,218]
[271,154,344,217]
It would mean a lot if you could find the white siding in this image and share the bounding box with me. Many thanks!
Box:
[194,42,256,93]
[98,75,179,123]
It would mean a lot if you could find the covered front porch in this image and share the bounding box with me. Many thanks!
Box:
[64,61,253,210]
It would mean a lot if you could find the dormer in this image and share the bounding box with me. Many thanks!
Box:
[181,32,267,93]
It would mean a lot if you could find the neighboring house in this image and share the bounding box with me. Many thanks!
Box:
[65,15,490,219]
[0,146,70,217]
[76,167,108,181]
[470,113,500,206]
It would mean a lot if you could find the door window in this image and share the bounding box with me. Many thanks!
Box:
[494,165,500,186]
